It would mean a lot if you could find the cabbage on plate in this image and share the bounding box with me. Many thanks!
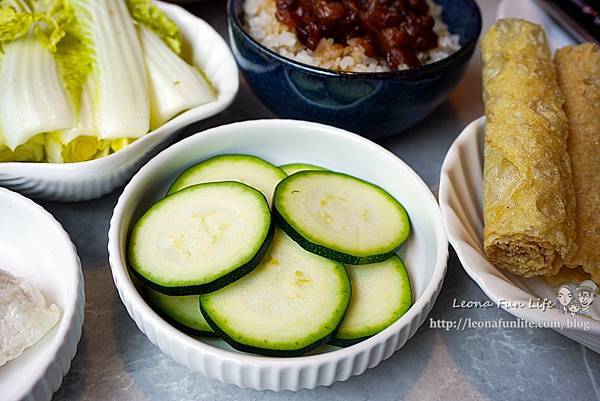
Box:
[0,0,215,163]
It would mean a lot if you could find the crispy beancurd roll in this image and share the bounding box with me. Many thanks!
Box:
[481,19,576,277]
[545,266,590,287]
[554,43,600,284]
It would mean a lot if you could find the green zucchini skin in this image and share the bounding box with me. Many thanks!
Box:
[164,319,217,338]
[273,171,410,265]
[273,207,399,265]
[329,336,369,347]
[199,300,343,357]
[145,289,217,338]
[331,256,413,347]
[279,163,327,176]
[167,320,217,338]
[128,182,274,295]
[199,228,352,357]
[129,220,275,296]
[167,154,286,198]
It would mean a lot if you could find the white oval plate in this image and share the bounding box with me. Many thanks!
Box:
[439,117,600,353]
[0,188,85,401]
[108,119,449,390]
[496,0,576,52]
[0,1,239,202]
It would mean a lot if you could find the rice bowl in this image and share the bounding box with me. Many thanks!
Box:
[243,0,461,72]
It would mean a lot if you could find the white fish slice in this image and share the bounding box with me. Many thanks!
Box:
[0,270,61,366]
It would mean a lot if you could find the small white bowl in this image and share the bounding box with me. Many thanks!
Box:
[0,188,84,401]
[108,119,449,390]
[439,117,600,353]
[0,1,239,202]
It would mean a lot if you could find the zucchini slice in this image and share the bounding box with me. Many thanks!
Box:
[279,163,327,175]
[146,287,216,337]
[168,154,286,204]
[200,228,351,357]
[128,182,273,295]
[274,171,410,264]
[332,255,412,347]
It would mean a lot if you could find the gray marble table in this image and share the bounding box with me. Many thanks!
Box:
[44,0,600,400]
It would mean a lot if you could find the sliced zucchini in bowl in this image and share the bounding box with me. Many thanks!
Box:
[168,154,286,204]
[146,287,216,337]
[274,171,410,265]
[279,163,327,175]
[128,181,273,295]
[200,228,351,357]
[332,255,412,347]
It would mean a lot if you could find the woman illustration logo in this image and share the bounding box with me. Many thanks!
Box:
[557,285,574,314]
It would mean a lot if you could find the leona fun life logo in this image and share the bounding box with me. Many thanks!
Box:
[556,280,598,317]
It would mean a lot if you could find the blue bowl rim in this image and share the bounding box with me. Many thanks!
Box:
[227,0,482,79]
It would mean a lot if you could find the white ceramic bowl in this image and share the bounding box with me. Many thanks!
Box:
[0,188,85,401]
[439,117,600,353]
[0,2,239,202]
[108,119,449,390]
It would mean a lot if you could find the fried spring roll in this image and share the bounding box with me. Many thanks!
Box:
[545,266,590,287]
[481,19,576,277]
[554,43,600,284]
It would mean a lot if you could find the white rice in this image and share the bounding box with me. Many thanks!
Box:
[244,0,461,72]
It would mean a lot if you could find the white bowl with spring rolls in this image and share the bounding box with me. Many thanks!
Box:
[0,1,238,201]
[440,19,600,351]
[0,188,84,401]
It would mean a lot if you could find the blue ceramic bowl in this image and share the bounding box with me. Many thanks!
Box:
[227,0,481,138]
